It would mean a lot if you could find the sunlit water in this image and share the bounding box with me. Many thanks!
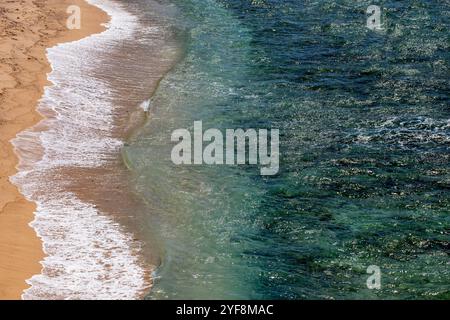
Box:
[124,0,449,300]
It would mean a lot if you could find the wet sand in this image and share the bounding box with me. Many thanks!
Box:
[0,0,108,300]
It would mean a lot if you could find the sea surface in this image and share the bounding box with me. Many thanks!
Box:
[12,0,449,299]
[125,0,449,299]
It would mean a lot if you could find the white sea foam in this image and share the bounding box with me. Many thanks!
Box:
[354,116,450,147]
[11,0,150,300]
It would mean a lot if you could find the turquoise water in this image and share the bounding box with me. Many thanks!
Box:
[124,0,449,299]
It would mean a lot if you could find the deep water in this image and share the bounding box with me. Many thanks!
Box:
[124,0,449,299]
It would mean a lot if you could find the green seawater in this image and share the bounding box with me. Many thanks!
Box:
[123,0,449,299]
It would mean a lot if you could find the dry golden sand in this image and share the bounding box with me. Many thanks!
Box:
[0,0,109,300]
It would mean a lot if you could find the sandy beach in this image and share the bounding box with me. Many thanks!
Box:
[0,0,108,300]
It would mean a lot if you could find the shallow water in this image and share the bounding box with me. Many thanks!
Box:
[125,0,449,299]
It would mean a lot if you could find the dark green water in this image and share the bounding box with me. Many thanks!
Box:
[124,0,449,299]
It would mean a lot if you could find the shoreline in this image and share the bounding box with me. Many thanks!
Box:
[0,0,109,300]
[10,0,166,299]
